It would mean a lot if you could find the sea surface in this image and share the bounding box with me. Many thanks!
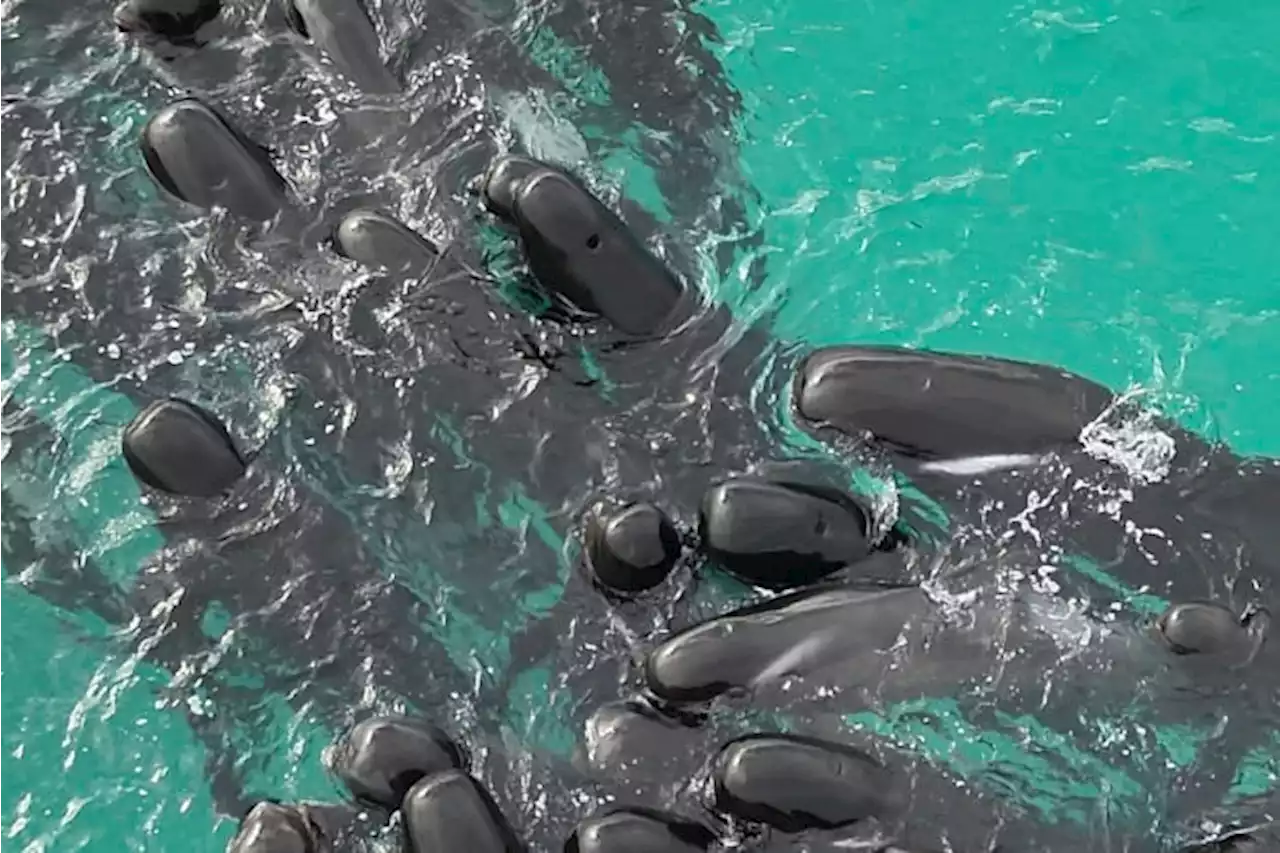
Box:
[2,0,1277,850]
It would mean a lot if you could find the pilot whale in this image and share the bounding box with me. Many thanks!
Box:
[6,1,780,837]
[8,0,1278,845]
[792,345,1280,605]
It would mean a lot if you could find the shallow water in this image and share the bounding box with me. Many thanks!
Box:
[3,0,1278,850]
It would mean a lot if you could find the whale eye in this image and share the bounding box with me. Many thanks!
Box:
[586,233,600,250]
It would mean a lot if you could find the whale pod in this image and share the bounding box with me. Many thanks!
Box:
[711,734,896,832]
[585,502,682,595]
[565,807,716,853]
[227,802,323,853]
[140,99,287,221]
[113,0,221,40]
[330,716,466,811]
[511,168,685,336]
[283,0,399,94]
[333,209,440,276]
[122,398,247,496]
[699,477,873,589]
[794,346,1116,462]
[402,769,524,853]
[644,578,926,705]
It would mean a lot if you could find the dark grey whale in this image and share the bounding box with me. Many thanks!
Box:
[140,98,290,221]
[122,397,249,496]
[328,716,468,813]
[792,345,1279,605]
[281,0,399,95]
[711,733,897,832]
[60,0,1280,835]
[94,0,788,835]
[642,551,1263,711]
[794,345,1117,463]
[401,769,525,853]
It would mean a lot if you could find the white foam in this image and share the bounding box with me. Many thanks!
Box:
[1079,389,1177,484]
[917,452,1046,476]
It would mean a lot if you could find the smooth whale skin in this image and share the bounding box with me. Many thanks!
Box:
[578,698,704,783]
[401,769,524,853]
[511,168,687,337]
[642,553,1200,711]
[283,0,399,94]
[711,734,897,832]
[1156,602,1265,664]
[113,0,220,41]
[644,578,932,706]
[122,398,247,496]
[140,98,288,221]
[227,802,324,853]
[565,807,717,853]
[483,155,545,225]
[584,501,682,595]
[1181,456,1280,577]
[330,716,466,811]
[699,476,874,590]
[332,209,440,277]
[794,345,1117,462]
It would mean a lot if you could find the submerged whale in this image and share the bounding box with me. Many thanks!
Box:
[280,0,399,95]
[7,0,1278,844]
[87,0,788,829]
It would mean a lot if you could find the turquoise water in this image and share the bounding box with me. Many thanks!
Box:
[3,0,1279,850]
[710,0,1279,455]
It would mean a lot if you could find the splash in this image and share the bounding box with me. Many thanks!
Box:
[1079,387,1177,486]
